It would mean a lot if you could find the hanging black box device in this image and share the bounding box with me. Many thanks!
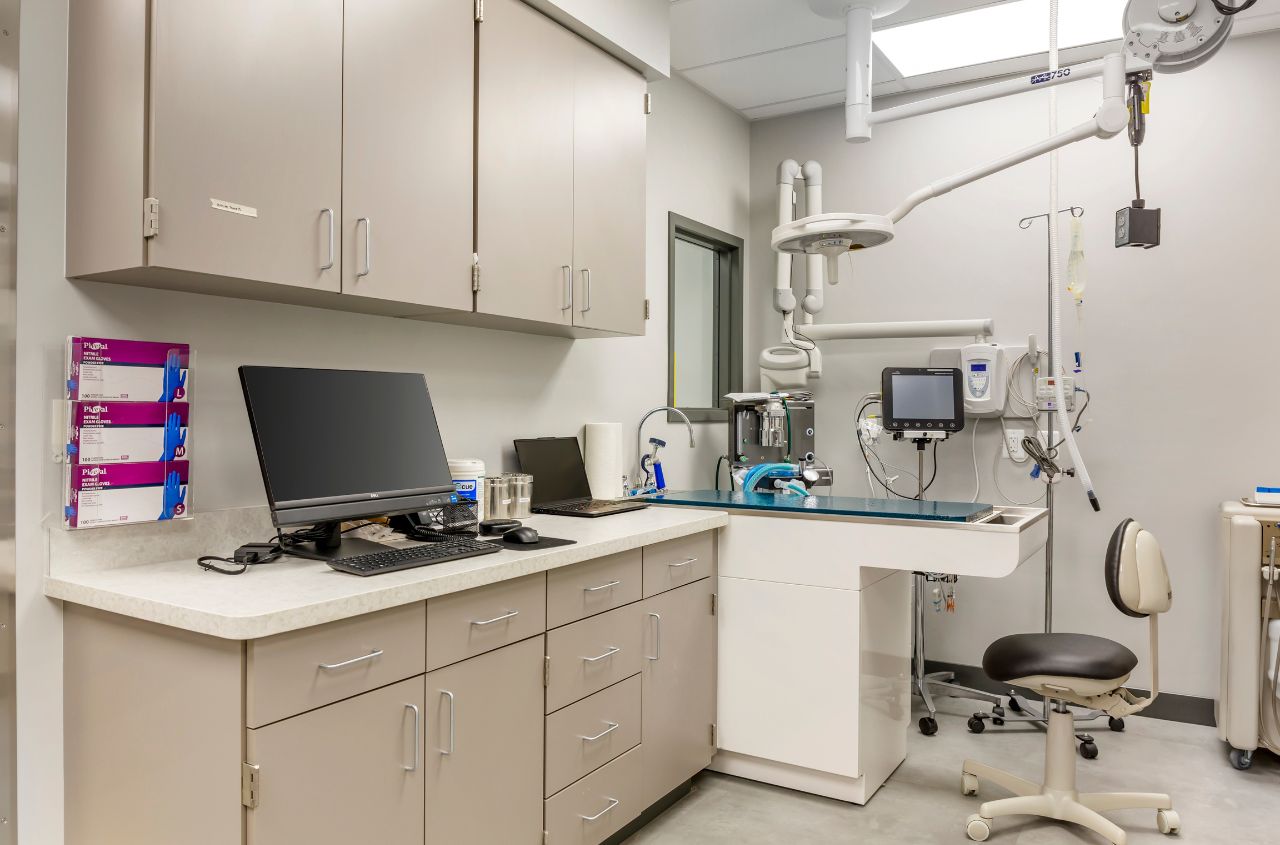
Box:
[1115,202,1161,249]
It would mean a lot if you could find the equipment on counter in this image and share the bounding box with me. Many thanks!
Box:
[881,368,964,436]
[480,518,522,536]
[504,526,540,545]
[326,536,499,577]
[726,391,833,494]
[631,407,695,495]
[514,437,648,517]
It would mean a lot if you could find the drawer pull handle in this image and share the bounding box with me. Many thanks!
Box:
[439,690,456,755]
[583,579,621,593]
[648,613,662,661]
[582,646,620,664]
[471,609,519,627]
[669,557,698,568]
[318,649,383,671]
[404,704,420,772]
[580,797,619,822]
[580,721,620,742]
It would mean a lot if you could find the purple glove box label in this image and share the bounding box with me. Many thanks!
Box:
[65,461,191,529]
[70,402,191,464]
[68,336,191,402]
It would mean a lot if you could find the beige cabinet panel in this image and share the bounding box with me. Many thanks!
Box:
[546,601,644,713]
[476,0,576,326]
[424,637,545,845]
[426,573,547,670]
[246,602,426,728]
[571,40,647,335]
[147,0,343,292]
[547,549,643,629]
[640,577,716,809]
[544,745,644,845]
[545,675,642,796]
[642,531,715,597]
[342,0,473,310]
[246,676,425,845]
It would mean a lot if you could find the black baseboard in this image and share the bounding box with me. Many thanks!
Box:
[925,660,1216,728]
[602,779,693,845]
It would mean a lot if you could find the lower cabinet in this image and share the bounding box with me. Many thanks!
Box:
[640,577,717,808]
[544,746,644,845]
[246,676,426,845]
[424,636,546,844]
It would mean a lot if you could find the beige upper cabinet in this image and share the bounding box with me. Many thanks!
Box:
[640,577,717,809]
[571,39,648,336]
[246,676,426,845]
[342,0,474,311]
[477,0,647,335]
[423,636,545,845]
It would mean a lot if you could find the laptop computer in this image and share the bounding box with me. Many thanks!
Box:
[514,437,648,518]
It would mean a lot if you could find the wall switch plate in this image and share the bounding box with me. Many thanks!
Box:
[1004,427,1026,462]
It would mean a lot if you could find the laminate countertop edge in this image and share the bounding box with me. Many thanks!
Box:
[45,509,729,640]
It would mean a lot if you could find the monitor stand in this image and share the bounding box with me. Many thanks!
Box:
[281,520,396,563]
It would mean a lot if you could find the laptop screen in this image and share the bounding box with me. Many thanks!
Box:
[514,438,593,505]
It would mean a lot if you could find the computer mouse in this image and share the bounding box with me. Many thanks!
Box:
[505,526,540,544]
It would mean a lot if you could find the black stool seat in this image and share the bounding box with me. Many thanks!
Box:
[983,633,1138,683]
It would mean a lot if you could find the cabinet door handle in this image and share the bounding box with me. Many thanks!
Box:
[318,648,383,671]
[583,579,621,593]
[581,268,592,313]
[648,613,662,661]
[580,797,619,822]
[579,721,619,742]
[320,208,335,270]
[438,690,456,755]
[356,217,372,278]
[668,557,698,569]
[562,265,573,311]
[470,609,519,627]
[582,645,620,663]
[404,703,420,772]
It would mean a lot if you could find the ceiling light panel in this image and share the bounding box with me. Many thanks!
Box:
[873,0,1126,78]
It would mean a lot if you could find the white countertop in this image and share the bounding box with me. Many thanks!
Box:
[45,508,727,640]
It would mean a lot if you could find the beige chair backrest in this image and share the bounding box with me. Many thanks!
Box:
[1105,518,1173,617]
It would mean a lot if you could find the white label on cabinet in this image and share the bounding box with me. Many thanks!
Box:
[210,198,258,218]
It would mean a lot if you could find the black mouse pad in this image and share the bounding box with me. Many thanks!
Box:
[493,536,577,551]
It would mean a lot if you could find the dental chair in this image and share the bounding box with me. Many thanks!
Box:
[961,519,1180,844]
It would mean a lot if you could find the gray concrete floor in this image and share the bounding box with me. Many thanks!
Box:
[625,696,1280,843]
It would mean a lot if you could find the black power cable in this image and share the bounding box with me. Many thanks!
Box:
[1211,0,1257,15]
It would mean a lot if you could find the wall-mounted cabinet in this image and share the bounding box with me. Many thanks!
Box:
[66,0,647,337]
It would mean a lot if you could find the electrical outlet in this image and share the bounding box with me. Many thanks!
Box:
[1004,427,1027,462]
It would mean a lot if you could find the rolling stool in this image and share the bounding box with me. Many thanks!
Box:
[961,518,1180,843]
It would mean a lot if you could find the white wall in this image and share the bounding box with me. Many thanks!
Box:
[13,0,749,832]
[748,32,1280,700]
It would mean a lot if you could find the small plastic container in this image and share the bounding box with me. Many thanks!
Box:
[448,458,485,517]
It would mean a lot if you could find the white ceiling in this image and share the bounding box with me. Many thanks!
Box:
[670,0,1280,121]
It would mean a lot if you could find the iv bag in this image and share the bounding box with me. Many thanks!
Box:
[1066,218,1087,304]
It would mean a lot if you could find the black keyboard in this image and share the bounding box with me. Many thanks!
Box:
[327,538,499,576]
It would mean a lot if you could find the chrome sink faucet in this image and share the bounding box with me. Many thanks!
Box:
[632,407,695,494]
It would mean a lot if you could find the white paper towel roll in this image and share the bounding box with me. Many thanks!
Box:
[583,422,624,499]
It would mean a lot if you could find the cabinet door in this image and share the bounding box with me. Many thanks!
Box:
[640,577,716,809]
[476,0,576,325]
[424,636,544,844]
[148,0,342,292]
[246,676,425,845]
[571,41,647,335]
[342,0,473,310]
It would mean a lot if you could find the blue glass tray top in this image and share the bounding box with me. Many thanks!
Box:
[643,489,995,523]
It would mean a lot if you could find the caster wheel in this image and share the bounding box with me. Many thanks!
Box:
[1109,717,1126,732]
[1156,809,1180,835]
[919,716,938,736]
[965,815,992,842]
[1228,748,1253,770]
[1007,696,1023,713]
[967,716,986,734]
[961,772,979,796]
[1079,740,1099,760]
[993,705,1006,717]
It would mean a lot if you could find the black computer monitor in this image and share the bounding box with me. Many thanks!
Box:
[239,367,458,558]
[881,367,964,433]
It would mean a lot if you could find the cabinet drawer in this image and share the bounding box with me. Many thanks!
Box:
[546,602,643,713]
[544,745,643,845]
[247,603,425,729]
[547,550,642,629]
[545,675,641,796]
[642,532,714,597]
[426,573,546,671]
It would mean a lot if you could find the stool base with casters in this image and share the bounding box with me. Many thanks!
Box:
[911,572,1002,735]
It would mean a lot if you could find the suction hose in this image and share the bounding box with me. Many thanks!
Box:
[1048,0,1100,512]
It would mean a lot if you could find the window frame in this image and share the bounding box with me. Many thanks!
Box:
[667,213,743,423]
